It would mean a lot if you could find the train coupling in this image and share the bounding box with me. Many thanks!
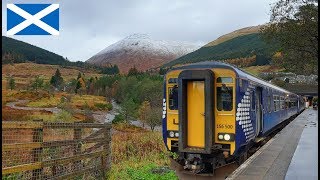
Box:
[183,154,204,173]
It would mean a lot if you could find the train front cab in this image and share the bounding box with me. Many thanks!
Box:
[165,67,237,171]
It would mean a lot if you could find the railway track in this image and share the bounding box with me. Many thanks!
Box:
[171,111,302,179]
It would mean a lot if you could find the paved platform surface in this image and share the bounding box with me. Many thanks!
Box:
[227,108,318,180]
[285,109,318,180]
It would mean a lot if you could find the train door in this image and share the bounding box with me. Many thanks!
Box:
[178,70,214,154]
[255,87,263,136]
[187,81,205,148]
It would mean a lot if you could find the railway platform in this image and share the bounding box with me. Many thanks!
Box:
[227,108,318,180]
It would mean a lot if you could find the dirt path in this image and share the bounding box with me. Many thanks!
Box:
[6,100,62,114]
[6,100,107,123]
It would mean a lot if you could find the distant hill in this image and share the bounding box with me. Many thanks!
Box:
[163,25,279,68]
[86,34,200,73]
[2,36,67,64]
[2,36,119,74]
[204,25,266,47]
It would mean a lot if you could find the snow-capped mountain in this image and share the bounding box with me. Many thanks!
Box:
[86,34,200,73]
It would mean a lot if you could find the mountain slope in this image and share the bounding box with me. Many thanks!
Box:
[2,36,67,65]
[163,32,279,68]
[2,36,120,74]
[204,25,266,47]
[86,34,200,73]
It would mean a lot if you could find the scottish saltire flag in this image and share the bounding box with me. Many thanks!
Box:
[7,4,59,35]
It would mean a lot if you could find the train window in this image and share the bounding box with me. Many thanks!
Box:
[277,96,280,110]
[285,98,289,109]
[217,86,233,111]
[280,96,285,110]
[267,96,272,112]
[289,98,297,107]
[217,77,233,83]
[168,85,178,110]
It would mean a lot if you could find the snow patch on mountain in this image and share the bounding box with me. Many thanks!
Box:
[86,34,201,73]
[93,33,200,59]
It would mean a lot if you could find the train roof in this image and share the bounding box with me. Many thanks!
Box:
[169,61,293,94]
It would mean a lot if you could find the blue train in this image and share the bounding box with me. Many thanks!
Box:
[162,61,304,174]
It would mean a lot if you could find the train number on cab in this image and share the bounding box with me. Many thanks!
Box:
[216,124,233,129]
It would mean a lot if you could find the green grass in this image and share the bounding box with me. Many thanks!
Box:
[94,102,113,111]
[241,65,284,76]
[26,110,76,122]
[26,96,60,108]
[23,93,111,111]
[108,163,177,180]
[108,125,178,180]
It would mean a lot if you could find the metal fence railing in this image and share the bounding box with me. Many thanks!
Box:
[2,120,111,179]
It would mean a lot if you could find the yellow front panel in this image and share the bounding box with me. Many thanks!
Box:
[213,68,236,154]
[165,68,237,154]
[166,70,182,149]
[187,81,205,148]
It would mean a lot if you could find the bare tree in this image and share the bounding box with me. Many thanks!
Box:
[145,107,162,132]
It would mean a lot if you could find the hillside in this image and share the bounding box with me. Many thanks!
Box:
[2,63,103,89]
[204,25,265,47]
[163,33,279,68]
[2,36,67,64]
[242,65,284,76]
[86,34,200,73]
[2,36,120,74]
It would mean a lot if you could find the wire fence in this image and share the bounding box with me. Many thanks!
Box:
[2,120,111,180]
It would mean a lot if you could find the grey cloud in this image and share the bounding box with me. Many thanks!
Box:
[2,0,276,61]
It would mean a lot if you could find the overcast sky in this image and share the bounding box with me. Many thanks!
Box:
[2,0,276,62]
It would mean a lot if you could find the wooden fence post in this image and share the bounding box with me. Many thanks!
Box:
[32,119,43,180]
[51,146,57,177]
[101,123,111,178]
[73,123,82,172]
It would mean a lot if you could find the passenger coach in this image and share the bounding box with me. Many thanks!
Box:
[162,61,304,174]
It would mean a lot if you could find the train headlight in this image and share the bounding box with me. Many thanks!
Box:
[168,131,179,138]
[224,134,231,141]
[169,131,175,138]
[175,132,179,137]
[217,133,235,142]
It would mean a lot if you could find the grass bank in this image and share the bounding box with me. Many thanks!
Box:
[108,123,178,179]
